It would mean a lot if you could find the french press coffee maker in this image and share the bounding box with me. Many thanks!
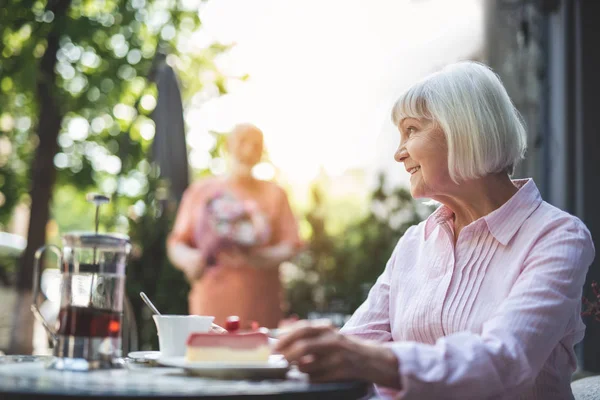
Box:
[31,194,131,371]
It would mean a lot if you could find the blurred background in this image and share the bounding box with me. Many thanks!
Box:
[0,0,598,375]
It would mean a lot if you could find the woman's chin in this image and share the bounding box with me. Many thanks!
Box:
[410,191,422,199]
[410,180,423,199]
[409,183,426,199]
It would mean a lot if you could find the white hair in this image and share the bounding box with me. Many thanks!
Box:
[391,61,527,183]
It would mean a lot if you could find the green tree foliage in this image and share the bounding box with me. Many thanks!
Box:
[287,173,435,318]
[0,0,231,353]
[0,0,229,219]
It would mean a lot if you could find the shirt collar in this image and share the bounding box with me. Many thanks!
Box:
[423,178,543,245]
[424,203,453,241]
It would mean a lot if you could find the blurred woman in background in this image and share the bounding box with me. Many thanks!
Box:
[168,123,301,329]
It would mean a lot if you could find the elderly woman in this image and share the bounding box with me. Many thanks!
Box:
[168,123,301,329]
[276,62,595,399]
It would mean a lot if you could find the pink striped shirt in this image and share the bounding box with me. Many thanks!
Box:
[341,179,595,399]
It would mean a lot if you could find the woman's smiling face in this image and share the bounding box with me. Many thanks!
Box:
[394,117,452,199]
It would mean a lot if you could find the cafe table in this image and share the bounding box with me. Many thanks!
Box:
[0,356,371,400]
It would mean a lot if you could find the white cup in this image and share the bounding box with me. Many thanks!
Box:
[152,315,214,357]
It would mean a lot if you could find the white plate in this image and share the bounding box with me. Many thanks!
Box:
[128,351,161,362]
[158,355,289,380]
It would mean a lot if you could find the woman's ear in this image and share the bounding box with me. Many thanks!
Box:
[261,147,268,163]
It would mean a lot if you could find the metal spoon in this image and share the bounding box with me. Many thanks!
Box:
[140,292,161,315]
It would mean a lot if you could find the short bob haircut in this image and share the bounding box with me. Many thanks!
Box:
[391,61,527,183]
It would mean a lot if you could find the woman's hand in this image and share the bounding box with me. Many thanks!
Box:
[275,320,401,389]
[216,248,248,268]
[183,257,204,281]
[246,243,298,269]
[168,243,205,281]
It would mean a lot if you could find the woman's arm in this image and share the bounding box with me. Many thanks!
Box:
[276,235,408,386]
[339,229,411,342]
[167,184,206,281]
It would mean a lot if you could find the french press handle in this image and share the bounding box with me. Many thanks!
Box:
[31,245,62,342]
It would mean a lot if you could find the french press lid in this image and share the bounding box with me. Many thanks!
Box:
[62,232,131,250]
[65,193,131,248]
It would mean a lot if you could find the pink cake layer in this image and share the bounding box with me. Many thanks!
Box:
[186,332,268,349]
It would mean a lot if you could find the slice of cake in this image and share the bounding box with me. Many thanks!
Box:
[185,331,271,363]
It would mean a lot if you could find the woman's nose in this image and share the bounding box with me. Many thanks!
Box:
[394,147,408,163]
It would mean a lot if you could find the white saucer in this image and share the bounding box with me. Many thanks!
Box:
[127,351,161,363]
[158,354,289,380]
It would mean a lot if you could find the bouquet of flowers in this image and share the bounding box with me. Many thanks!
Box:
[582,281,600,322]
[196,191,271,267]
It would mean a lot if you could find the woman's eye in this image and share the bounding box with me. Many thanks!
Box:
[407,126,416,135]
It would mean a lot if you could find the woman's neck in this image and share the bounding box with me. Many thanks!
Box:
[227,163,258,187]
[436,173,519,241]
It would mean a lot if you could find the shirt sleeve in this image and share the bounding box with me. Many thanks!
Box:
[388,219,595,399]
[340,230,411,342]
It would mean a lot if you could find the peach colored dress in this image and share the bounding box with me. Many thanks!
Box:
[168,177,301,329]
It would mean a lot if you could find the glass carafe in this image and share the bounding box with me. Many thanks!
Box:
[31,232,131,371]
